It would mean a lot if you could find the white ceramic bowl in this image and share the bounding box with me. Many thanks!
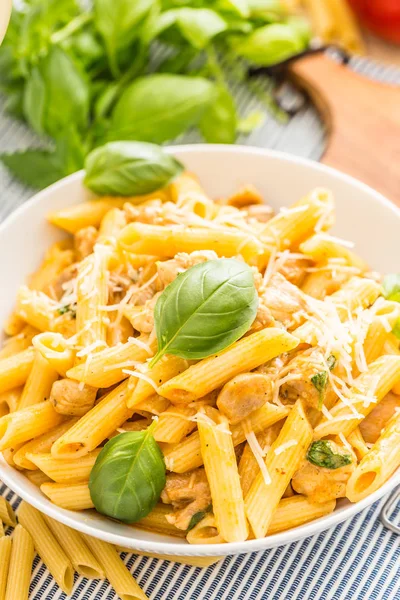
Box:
[1,145,399,557]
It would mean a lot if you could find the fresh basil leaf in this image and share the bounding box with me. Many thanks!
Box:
[237,110,265,134]
[94,0,153,74]
[175,8,227,49]
[200,85,237,144]
[233,22,306,66]
[150,258,258,366]
[187,504,212,531]
[89,426,166,523]
[382,274,400,303]
[286,16,312,46]
[216,0,250,18]
[110,74,216,143]
[307,441,352,470]
[327,355,336,371]
[392,319,400,340]
[84,141,184,196]
[0,149,65,189]
[311,370,328,409]
[23,47,89,137]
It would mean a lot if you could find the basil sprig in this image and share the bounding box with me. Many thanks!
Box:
[149,258,258,368]
[84,141,183,196]
[307,440,352,470]
[89,424,166,523]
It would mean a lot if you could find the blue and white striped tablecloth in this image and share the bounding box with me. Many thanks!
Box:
[1,54,400,599]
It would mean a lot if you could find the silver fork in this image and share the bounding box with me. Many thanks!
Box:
[380,487,400,534]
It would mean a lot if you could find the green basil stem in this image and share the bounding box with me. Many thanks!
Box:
[51,13,93,45]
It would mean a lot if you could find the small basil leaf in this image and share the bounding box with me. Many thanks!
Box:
[84,141,184,196]
[23,67,46,135]
[110,74,216,144]
[233,22,307,66]
[150,258,258,366]
[307,441,352,470]
[216,0,250,18]
[382,274,400,303]
[89,427,166,523]
[199,85,237,144]
[311,370,328,409]
[392,319,400,340]
[187,504,212,531]
[327,355,336,371]
[175,8,227,49]
[0,149,65,189]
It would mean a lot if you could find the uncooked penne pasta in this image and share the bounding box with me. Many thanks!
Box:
[43,515,105,579]
[267,495,336,535]
[82,535,149,600]
[51,380,131,458]
[159,328,298,403]
[0,521,4,537]
[18,350,58,410]
[27,448,101,483]
[198,407,248,542]
[245,400,313,538]
[0,401,64,452]
[0,347,35,395]
[0,536,12,600]
[32,332,75,377]
[18,502,74,594]
[5,525,34,600]
[118,548,222,568]
[127,355,189,408]
[0,498,16,528]
[347,410,400,502]
[314,355,400,439]
[40,482,94,510]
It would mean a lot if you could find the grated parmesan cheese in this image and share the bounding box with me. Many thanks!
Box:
[274,440,298,455]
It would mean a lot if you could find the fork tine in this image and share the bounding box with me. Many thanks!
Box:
[380,487,400,535]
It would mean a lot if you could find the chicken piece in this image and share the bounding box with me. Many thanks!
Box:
[157,251,218,288]
[74,226,98,260]
[161,469,212,531]
[277,256,311,287]
[292,442,356,503]
[280,347,333,411]
[50,264,78,301]
[359,391,400,444]
[251,299,276,333]
[225,185,264,208]
[123,200,164,224]
[217,373,273,424]
[126,292,161,333]
[50,379,97,416]
[261,273,309,327]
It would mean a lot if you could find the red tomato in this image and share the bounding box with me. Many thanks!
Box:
[348,0,400,44]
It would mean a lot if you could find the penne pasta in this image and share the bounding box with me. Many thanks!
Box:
[0,347,35,395]
[127,355,189,408]
[0,536,12,600]
[299,233,368,271]
[0,401,64,452]
[117,548,222,568]
[0,498,16,528]
[17,350,58,410]
[40,482,94,510]
[5,525,34,600]
[33,332,75,377]
[153,405,197,444]
[25,470,52,487]
[18,502,74,594]
[134,504,186,538]
[27,448,101,483]
[0,325,38,359]
[186,513,225,545]
[48,198,126,233]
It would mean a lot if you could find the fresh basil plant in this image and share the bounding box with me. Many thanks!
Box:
[149,258,259,367]
[89,424,166,523]
[84,141,184,196]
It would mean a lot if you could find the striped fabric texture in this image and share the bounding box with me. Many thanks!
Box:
[1,54,400,599]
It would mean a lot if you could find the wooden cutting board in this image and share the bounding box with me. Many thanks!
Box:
[289,53,400,206]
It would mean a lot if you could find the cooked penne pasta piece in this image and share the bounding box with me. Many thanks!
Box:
[29,242,74,293]
[314,355,400,439]
[198,407,248,542]
[98,207,127,241]
[33,332,75,377]
[0,389,21,414]
[18,350,58,410]
[43,515,105,579]
[127,355,189,408]
[0,347,35,395]
[239,426,280,497]
[13,419,79,470]
[67,337,154,388]
[347,427,369,461]
[245,400,313,538]
[82,535,148,600]
[18,502,74,594]
[118,223,267,267]
[48,198,126,233]
[0,536,12,600]
[40,482,94,510]
[299,233,368,271]
[75,244,111,354]
[153,405,196,444]
[51,380,131,458]
[163,403,289,473]
[15,286,60,333]
[159,328,299,403]
[27,448,101,483]
[186,513,225,545]
[0,401,64,452]
[0,498,16,528]
[3,313,25,337]
[0,325,38,359]
[4,525,34,600]
[347,410,400,502]
[25,470,52,487]
[134,503,186,538]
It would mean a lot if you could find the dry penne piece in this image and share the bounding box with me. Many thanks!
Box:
[82,535,149,600]
[32,332,75,377]
[163,403,289,473]
[0,498,16,528]
[41,482,94,510]
[27,448,101,483]
[43,515,105,579]
[17,502,74,594]
[51,380,131,458]
[0,401,64,452]
[18,350,58,410]
[159,328,299,403]
[347,410,400,502]
[0,521,4,537]
[0,347,35,395]
[0,536,12,600]
[5,525,34,600]
[245,400,313,538]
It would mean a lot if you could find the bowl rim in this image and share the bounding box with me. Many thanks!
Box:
[1,143,399,556]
